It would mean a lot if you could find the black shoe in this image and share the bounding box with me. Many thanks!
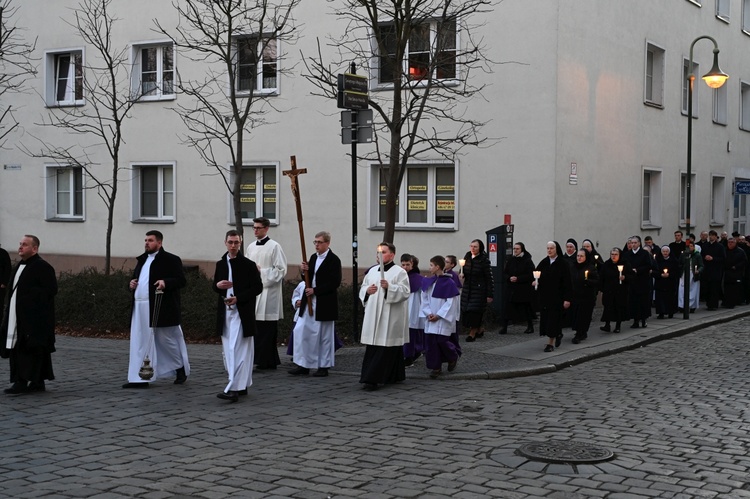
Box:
[312,368,329,377]
[476,331,485,339]
[668,314,674,319]
[27,382,46,392]
[600,324,611,332]
[690,308,696,313]
[544,345,554,352]
[404,357,415,367]
[362,383,378,391]
[630,322,640,329]
[555,334,563,348]
[498,327,507,335]
[238,389,248,396]
[657,314,664,319]
[174,367,187,385]
[447,360,458,372]
[122,382,149,389]
[217,391,239,403]
[523,326,534,334]
[4,382,28,395]
[288,366,310,376]
[465,335,476,342]
[429,369,442,379]
[641,321,647,328]
[572,336,581,345]
[612,328,620,333]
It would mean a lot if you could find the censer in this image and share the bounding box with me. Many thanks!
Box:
[139,288,163,380]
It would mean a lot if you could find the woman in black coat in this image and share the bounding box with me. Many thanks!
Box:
[570,249,599,344]
[460,239,494,342]
[653,246,680,319]
[534,241,571,352]
[599,248,632,333]
[499,242,535,335]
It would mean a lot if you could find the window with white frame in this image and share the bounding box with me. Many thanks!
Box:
[642,169,662,228]
[233,36,278,94]
[45,49,84,106]
[682,59,700,116]
[230,165,278,224]
[131,163,174,221]
[376,19,457,85]
[743,0,750,33]
[45,165,84,220]
[713,82,728,124]
[741,81,750,131]
[131,42,174,100]
[644,42,665,107]
[711,175,726,224]
[716,0,730,21]
[373,163,456,228]
[680,172,696,224]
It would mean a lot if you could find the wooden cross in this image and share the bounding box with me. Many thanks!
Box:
[283,155,313,316]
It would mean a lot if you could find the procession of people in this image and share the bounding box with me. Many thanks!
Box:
[1,226,749,396]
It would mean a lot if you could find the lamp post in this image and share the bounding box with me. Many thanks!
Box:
[683,36,728,320]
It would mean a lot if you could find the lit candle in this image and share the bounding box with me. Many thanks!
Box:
[617,265,624,285]
[663,268,668,275]
[532,270,541,290]
[458,258,466,274]
[377,246,385,281]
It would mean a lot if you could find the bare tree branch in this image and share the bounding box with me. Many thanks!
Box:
[302,0,502,243]
[154,0,302,238]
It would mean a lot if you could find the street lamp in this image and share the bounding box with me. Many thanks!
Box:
[683,35,728,320]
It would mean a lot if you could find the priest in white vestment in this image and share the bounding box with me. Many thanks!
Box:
[359,242,410,390]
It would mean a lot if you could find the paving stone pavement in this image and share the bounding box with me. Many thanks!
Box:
[1,306,750,498]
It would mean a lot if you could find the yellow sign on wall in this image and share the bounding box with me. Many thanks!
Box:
[408,185,427,191]
[437,200,455,211]
[408,200,427,210]
[263,184,276,190]
[240,197,256,203]
[436,185,454,191]
[240,184,256,190]
[263,197,276,203]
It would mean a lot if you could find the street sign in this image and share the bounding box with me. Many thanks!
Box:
[340,109,373,127]
[338,90,368,110]
[735,180,750,195]
[342,127,373,144]
[337,72,369,110]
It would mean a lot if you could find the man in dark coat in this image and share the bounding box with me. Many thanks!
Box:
[623,236,653,328]
[123,230,190,388]
[668,230,686,258]
[722,237,747,309]
[1,235,57,395]
[213,230,263,402]
[701,230,726,310]
[0,244,11,307]
[289,231,342,377]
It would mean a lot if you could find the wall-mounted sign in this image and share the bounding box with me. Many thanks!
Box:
[408,200,427,210]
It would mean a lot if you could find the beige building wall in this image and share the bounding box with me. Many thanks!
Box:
[1,0,749,276]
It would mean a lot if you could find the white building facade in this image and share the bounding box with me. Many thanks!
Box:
[1,0,750,276]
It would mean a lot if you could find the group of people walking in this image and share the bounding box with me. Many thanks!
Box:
[2,226,748,396]
[496,231,749,352]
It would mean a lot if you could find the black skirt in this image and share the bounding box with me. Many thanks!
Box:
[360,345,405,385]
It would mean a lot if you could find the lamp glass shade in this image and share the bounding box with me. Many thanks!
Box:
[702,53,728,89]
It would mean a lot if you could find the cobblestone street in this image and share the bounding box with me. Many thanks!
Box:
[1,315,749,498]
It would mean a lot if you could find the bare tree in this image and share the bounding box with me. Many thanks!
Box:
[304,0,496,243]
[0,0,37,146]
[22,0,138,274]
[154,0,301,239]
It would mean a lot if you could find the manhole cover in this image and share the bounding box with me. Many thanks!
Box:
[516,441,614,464]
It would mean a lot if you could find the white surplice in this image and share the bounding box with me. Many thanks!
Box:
[220,255,253,392]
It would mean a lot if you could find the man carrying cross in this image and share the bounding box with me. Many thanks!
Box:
[122,230,190,389]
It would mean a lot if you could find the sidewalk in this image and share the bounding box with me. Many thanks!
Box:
[325,305,750,380]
